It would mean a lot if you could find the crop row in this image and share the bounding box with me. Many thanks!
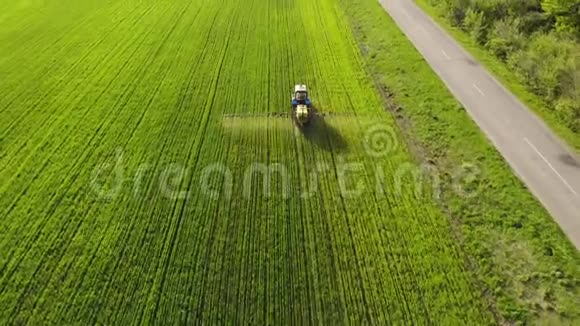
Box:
[0,0,493,324]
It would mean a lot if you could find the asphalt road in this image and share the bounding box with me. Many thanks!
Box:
[380,0,580,249]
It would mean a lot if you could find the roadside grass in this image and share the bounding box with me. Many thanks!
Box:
[341,0,580,324]
[414,0,580,152]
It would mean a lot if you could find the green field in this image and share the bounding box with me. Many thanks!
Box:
[2,0,579,324]
[0,0,494,323]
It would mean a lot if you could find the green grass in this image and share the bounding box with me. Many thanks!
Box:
[414,0,580,152]
[2,0,578,324]
[0,0,497,324]
[342,0,580,324]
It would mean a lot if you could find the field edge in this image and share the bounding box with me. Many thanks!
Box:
[339,0,580,324]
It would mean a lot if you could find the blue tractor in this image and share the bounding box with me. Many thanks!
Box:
[291,84,312,126]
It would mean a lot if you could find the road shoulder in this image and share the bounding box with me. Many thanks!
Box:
[341,0,580,323]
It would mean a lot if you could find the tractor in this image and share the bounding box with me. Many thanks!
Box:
[222,84,321,129]
[291,84,312,126]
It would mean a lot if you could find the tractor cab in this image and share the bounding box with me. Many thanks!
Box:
[292,84,311,107]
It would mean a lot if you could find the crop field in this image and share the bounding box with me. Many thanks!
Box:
[0,0,495,324]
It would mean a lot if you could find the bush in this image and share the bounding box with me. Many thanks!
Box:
[471,0,508,18]
[486,17,524,60]
[463,8,489,44]
[541,0,580,37]
[428,0,579,133]
[442,0,470,26]
[508,33,577,101]
[519,11,555,35]
[555,98,580,131]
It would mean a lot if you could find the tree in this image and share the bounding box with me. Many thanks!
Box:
[541,0,580,35]
[486,17,525,60]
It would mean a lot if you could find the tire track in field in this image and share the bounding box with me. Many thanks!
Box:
[219,1,274,322]
[0,3,175,257]
[309,143,358,320]
[56,3,211,322]
[0,3,143,111]
[0,7,155,159]
[84,9,224,324]
[278,2,297,322]
[292,134,316,324]
[262,6,297,318]
[0,2,168,197]
[20,6,207,320]
[180,118,233,323]
[0,4,154,135]
[109,7,224,324]
[121,8,228,323]
[0,31,160,286]
[287,0,315,321]
[341,115,431,323]
[345,120,422,323]
[0,4,189,316]
[212,9,258,317]
[241,125,265,322]
[297,133,328,323]
[304,137,349,323]
[151,9,237,322]
[297,0,374,320]
[0,4,100,67]
[307,0,428,320]
[188,3,257,321]
[288,3,325,316]
[324,137,373,323]
[336,112,423,321]
[0,4,158,178]
[5,24,187,320]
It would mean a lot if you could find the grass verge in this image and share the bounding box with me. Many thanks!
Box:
[414,0,580,152]
[340,0,580,324]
